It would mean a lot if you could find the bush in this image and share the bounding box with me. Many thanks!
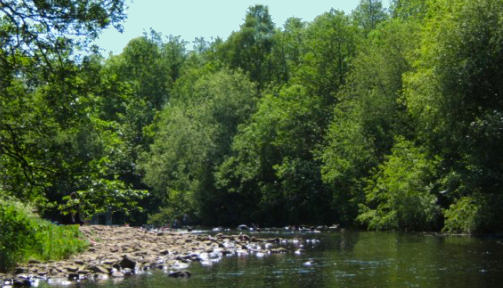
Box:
[443,194,503,234]
[0,198,88,272]
[357,137,441,231]
[442,196,481,234]
[0,199,37,271]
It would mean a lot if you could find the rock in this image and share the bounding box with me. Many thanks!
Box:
[119,255,136,270]
[102,259,118,265]
[66,266,79,272]
[122,268,134,276]
[171,261,190,270]
[88,265,109,274]
[47,278,72,286]
[270,247,287,254]
[78,269,90,275]
[94,273,109,281]
[13,276,30,288]
[168,271,191,278]
[112,270,124,278]
[237,224,249,230]
[68,273,79,281]
[328,224,340,230]
[239,234,250,242]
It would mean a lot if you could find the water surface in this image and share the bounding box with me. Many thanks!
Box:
[43,231,503,288]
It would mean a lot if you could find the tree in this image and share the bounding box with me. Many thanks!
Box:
[357,137,441,231]
[390,0,427,20]
[320,19,420,224]
[0,0,148,222]
[140,69,257,225]
[404,0,503,232]
[352,0,388,34]
[294,9,358,105]
[217,5,276,89]
[0,0,125,59]
[217,85,334,225]
[269,17,307,83]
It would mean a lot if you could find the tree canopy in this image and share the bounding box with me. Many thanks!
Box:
[2,0,503,233]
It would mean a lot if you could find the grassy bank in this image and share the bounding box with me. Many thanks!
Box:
[0,198,88,272]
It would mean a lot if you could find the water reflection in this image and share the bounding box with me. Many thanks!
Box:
[41,231,503,288]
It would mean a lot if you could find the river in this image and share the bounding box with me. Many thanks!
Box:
[41,230,503,288]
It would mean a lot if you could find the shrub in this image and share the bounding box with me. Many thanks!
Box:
[0,198,88,272]
[0,199,37,271]
[357,137,441,231]
[442,196,481,234]
[443,194,503,234]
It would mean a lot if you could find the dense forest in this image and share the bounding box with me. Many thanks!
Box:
[2,0,503,237]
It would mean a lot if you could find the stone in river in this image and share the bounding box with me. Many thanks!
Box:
[119,255,136,270]
[111,270,124,278]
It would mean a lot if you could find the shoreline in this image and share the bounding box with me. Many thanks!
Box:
[0,225,296,287]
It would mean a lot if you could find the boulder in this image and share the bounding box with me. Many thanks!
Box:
[88,265,109,274]
[119,255,136,270]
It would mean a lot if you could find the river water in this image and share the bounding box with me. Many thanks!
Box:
[42,230,503,288]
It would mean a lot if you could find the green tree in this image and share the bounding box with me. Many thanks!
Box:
[140,69,257,225]
[99,33,186,197]
[0,0,148,222]
[294,10,358,105]
[320,19,419,224]
[404,0,503,232]
[357,137,441,231]
[390,0,427,19]
[217,85,333,225]
[217,5,276,89]
[352,0,389,34]
[269,17,307,83]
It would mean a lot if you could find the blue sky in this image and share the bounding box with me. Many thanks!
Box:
[94,0,391,55]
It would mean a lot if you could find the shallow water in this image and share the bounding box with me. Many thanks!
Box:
[42,231,503,288]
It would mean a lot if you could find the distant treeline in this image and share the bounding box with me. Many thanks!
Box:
[1,0,503,233]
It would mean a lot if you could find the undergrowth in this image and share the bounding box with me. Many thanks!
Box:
[0,197,88,272]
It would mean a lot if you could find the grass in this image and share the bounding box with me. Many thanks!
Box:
[0,197,88,272]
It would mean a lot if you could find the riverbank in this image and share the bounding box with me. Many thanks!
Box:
[0,225,294,287]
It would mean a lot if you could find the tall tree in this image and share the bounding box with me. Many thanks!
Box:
[217,5,276,89]
[140,68,257,225]
[352,0,388,34]
[0,0,148,222]
[404,0,503,232]
[320,18,419,224]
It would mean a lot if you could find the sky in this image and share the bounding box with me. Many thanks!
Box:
[94,0,391,55]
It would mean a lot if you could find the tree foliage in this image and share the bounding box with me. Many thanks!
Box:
[2,1,503,233]
[357,137,441,231]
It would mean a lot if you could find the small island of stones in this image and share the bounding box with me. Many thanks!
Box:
[0,225,322,287]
